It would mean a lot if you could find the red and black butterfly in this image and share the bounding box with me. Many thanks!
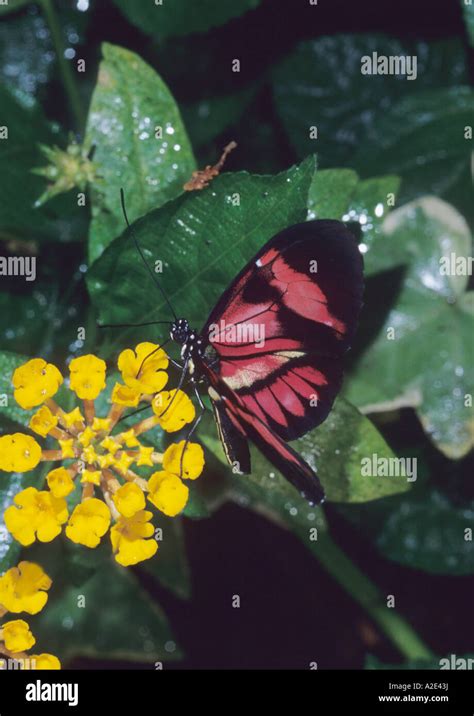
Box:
[117,193,364,506]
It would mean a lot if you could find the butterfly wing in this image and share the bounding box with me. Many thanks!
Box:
[211,397,251,474]
[205,372,325,505]
[201,220,363,441]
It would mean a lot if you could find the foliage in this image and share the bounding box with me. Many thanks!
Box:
[0,0,472,669]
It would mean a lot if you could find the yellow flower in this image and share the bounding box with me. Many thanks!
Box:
[58,438,75,459]
[111,383,141,407]
[62,407,84,428]
[97,453,115,469]
[66,498,110,548]
[69,354,106,400]
[29,405,58,438]
[78,426,96,447]
[0,561,52,615]
[118,342,168,394]
[4,488,68,546]
[80,469,101,486]
[152,389,195,432]
[136,445,154,467]
[100,436,120,454]
[119,429,140,448]
[112,482,145,518]
[0,433,42,472]
[110,510,158,567]
[163,441,205,480]
[12,358,63,410]
[148,471,189,516]
[46,467,75,498]
[92,417,111,432]
[113,452,135,475]
[82,445,98,464]
[1,619,35,653]
[29,653,61,669]
[2,346,204,569]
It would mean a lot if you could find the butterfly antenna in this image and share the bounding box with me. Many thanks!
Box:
[120,188,178,321]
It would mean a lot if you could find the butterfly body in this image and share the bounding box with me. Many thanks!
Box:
[166,219,364,507]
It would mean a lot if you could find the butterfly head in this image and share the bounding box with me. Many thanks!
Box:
[170,318,190,344]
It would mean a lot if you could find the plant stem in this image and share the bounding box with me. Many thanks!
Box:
[314,531,434,662]
[40,0,85,131]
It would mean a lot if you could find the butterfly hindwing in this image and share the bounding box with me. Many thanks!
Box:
[207,377,325,505]
[211,397,251,474]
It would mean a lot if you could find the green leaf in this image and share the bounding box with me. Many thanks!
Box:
[273,36,468,167]
[297,398,411,503]
[0,271,86,360]
[181,485,212,519]
[111,0,261,38]
[85,43,196,263]
[0,350,33,427]
[308,169,359,221]
[0,85,83,242]
[346,197,474,459]
[140,516,191,599]
[32,560,181,663]
[351,87,474,221]
[462,0,474,46]
[308,169,401,275]
[376,490,474,576]
[87,157,315,347]
[341,471,474,576]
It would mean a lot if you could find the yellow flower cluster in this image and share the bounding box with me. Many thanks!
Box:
[0,561,60,669]
[1,345,205,567]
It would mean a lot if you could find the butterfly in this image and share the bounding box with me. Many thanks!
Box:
[117,192,364,506]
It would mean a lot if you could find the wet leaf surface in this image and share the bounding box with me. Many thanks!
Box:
[85,43,196,263]
[273,36,468,167]
[308,168,401,275]
[345,197,474,459]
[87,157,315,349]
[351,86,474,222]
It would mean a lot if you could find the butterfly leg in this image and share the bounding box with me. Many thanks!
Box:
[153,356,190,423]
[178,381,207,479]
[169,357,184,370]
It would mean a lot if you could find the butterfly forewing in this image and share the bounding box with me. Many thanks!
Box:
[201,221,363,442]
